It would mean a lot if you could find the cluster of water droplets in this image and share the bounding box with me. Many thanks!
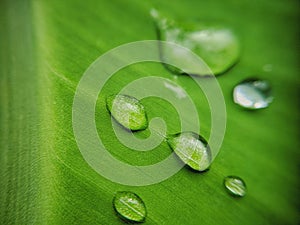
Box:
[107,94,212,173]
[105,9,274,223]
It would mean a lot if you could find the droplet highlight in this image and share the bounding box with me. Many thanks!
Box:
[233,78,273,109]
[151,9,240,76]
[113,191,147,223]
[106,94,148,131]
[224,176,246,197]
[167,132,211,171]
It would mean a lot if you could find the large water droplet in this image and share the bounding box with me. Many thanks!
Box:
[167,132,211,171]
[151,9,240,76]
[224,176,246,197]
[113,191,147,223]
[233,78,273,109]
[106,94,148,131]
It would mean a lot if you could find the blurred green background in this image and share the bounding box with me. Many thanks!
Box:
[1,0,299,224]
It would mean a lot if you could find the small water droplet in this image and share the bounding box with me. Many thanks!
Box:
[113,191,147,223]
[233,78,273,109]
[167,132,211,171]
[106,94,148,131]
[224,176,246,197]
[151,9,240,76]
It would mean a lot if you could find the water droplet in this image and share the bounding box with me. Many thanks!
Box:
[233,78,273,109]
[106,94,148,131]
[151,9,240,76]
[167,132,211,171]
[224,176,246,197]
[113,191,147,223]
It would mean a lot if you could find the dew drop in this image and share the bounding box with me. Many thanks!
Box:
[233,78,273,109]
[113,191,147,223]
[151,9,240,76]
[224,176,246,197]
[106,94,148,131]
[167,132,211,171]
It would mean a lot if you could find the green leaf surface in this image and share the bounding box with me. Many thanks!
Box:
[1,0,299,224]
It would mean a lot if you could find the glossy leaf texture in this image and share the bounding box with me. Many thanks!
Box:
[0,0,299,224]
